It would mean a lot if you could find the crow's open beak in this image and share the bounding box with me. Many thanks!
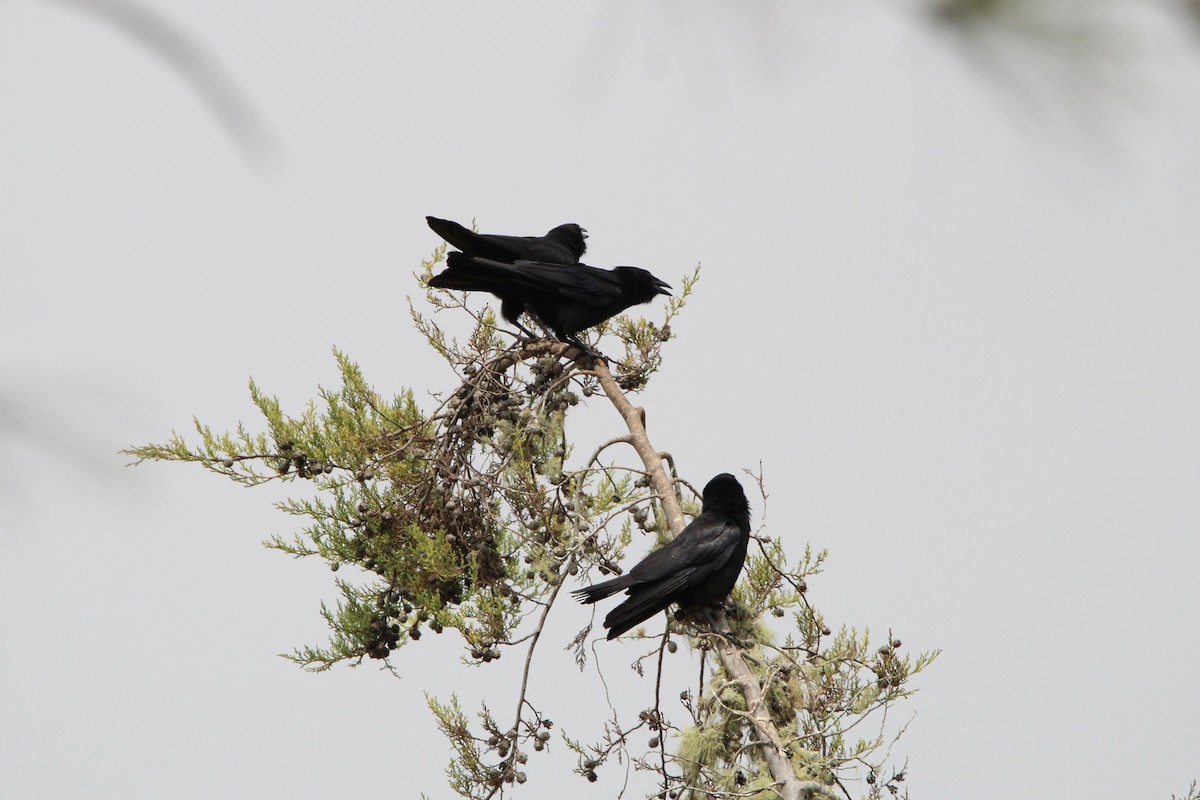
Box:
[581,228,589,239]
[654,278,673,296]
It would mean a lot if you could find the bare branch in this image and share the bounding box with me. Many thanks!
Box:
[590,360,684,531]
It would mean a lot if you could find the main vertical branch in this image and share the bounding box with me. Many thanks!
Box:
[591,359,809,800]
[592,361,685,532]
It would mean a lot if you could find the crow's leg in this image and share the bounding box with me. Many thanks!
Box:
[561,333,607,362]
[512,319,540,340]
[704,608,749,649]
[499,299,544,341]
[521,309,556,341]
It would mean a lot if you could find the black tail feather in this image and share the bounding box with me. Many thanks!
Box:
[426,216,478,253]
[598,573,690,640]
[602,596,673,640]
[572,575,631,605]
[427,254,513,292]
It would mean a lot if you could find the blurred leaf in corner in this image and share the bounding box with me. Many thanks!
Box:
[48,0,277,162]
[928,0,1141,134]
[1184,0,1200,33]
[0,382,123,537]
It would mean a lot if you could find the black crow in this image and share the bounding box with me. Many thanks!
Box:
[426,216,587,264]
[427,253,671,353]
[426,216,588,337]
[573,473,751,640]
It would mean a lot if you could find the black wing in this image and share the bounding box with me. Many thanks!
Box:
[624,515,744,587]
[506,260,624,307]
[439,255,622,306]
[596,516,744,639]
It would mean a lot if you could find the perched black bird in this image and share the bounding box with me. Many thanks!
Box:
[573,473,751,640]
[426,216,589,338]
[428,253,671,352]
[426,216,588,265]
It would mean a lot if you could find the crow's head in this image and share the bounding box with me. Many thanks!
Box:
[701,474,750,520]
[612,267,673,304]
[546,223,588,261]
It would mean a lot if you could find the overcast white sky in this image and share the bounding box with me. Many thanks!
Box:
[2,1,1199,798]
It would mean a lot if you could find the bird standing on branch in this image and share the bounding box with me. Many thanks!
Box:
[425,216,588,338]
[573,473,751,640]
[425,216,587,265]
[429,253,671,354]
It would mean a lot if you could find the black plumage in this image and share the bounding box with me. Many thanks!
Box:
[573,474,751,640]
[426,216,588,335]
[427,252,671,352]
[426,216,588,265]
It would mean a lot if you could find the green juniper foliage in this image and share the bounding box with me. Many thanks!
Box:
[127,249,936,799]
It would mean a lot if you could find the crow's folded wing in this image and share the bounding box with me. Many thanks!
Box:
[624,516,744,589]
[504,260,624,307]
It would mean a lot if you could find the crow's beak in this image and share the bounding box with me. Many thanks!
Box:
[654,278,673,296]
[581,228,589,239]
